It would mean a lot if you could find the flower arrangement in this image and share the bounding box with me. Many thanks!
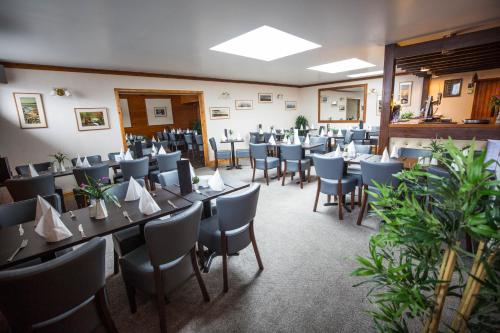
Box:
[50,152,68,164]
[78,176,115,201]
[490,95,500,116]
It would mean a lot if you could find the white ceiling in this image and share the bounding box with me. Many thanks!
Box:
[2,0,500,85]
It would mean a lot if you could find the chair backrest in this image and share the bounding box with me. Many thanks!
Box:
[0,194,61,229]
[106,179,145,200]
[263,132,272,143]
[119,157,149,181]
[158,170,179,187]
[399,147,432,158]
[310,136,327,153]
[5,175,56,202]
[355,144,372,154]
[0,238,107,332]
[341,129,347,136]
[107,152,120,161]
[217,183,260,231]
[72,164,109,187]
[156,131,164,141]
[15,162,52,176]
[195,135,203,145]
[184,134,193,144]
[249,134,258,144]
[145,201,203,266]
[71,155,102,167]
[360,160,403,188]
[312,155,344,180]
[249,143,268,159]
[156,151,181,172]
[168,133,177,141]
[280,144,302,161]
[351,129,366,141]
[209,137,218,152]
[344,130,353,144]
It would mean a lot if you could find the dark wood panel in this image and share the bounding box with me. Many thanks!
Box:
[379,44,397,153]
[388,124,500,140]
[471,78,500,119]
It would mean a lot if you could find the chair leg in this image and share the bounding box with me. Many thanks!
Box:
[276,165,280,181]
[282,161,287,186]
[358,186,362,206]
[249,221,264,270]
[307,167,311,183]
[356,185,368,226]
[313,181,320,212]
[150,178,156,191]
[252,164,256,182]
[144,176,151,191]
[190,247,210,302]
[327,195,331,203]
[125,283,137,314]
[350,191,355,210]
[221,232,229,292]
[265,168,270,185]
[154,267,167,333]
[338,181,343,220]
[95,288,119,333]
[299,162,303,189]
[113,251,119,275]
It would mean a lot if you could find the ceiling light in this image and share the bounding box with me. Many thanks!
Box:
[210,25,321,61]
[347,70,383,78]
[420,67,430,72]
[308,58,375,74]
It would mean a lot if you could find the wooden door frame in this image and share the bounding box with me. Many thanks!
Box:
[113,88,209,166]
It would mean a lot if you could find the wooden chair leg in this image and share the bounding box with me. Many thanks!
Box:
[313,181,320,212]
[350,191,355,210]
[299,162,303,189]
[150,178,156,191]
[357,187,368,226]
[154,267,167,333]
[358,186,362,206]
[144,176,151,191]
[190,247,210,302]
[277,165,281,181]
[265,168,269,185]
[252,164,256,182]
[95,288,119,333]
[236,158,239,166]
[249,221,264,270]
[327,195,331,203]
[282,161,287,186]
[113,251,119,275]
[307,167,311,183]
[221,232,229,292]
[338,181,343,220]
[125,283,137,314]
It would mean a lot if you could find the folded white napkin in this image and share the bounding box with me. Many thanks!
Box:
[82,156,91,168]
[236,133,242,140]
[347,142,356,157]
[259,128,264,135]
[301,125,304,130]
[208,169,225,191]
[124,150,134,160]
[119,147,125,160]
[152,136,157,143]
[293,129,301,145]
[151,145,157,156]
[28,163,39,177]
[390,146,399,159]
[35,195,61,225]
[75,154,83,167]
[380,148,390,162]
[34,199,72,242]
[269,135,276,145]
[158,146,167,155]
[286,136,292,144]
[125,177,143,201]
[221,134,227,141]
[190,162,196,179]
[310,124,315,130]
[271,128,276,134]
[163,129,167,134]
[139,187,161,215]
[267,127,271,133]
[334,145,341,157]
[304,134,310,145]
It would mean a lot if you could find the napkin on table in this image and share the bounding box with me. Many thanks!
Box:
[28,164,39,177]
[333,145,341,157]
[208,169,225,191]
[236,133,242,140]
[268,135,276,145]
[75,154,83,167]
[259,128,264,135]
[190,162,196,179]
[304,134,310,145]
[125,177,143,201]
[152,136,157,143]
[390,145,399,159]
[286,136,292,144]
[293,129,301,145]
[82,156,91,168]
[35,195,61,225]
[151,145,157,156]
[124,149,134,160]
[347,142,356,158]
[138,187,161,215]
[221,134,227,141]
[158,146,167,155]
[380,148,390,162]
[34,196,72,242]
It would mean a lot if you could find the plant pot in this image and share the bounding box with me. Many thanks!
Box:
[95,199,108,220]
[89,199,97,218]
[193,184,199,191]
[52,162,58,173]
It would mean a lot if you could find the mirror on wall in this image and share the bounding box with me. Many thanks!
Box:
[318,84,367,123]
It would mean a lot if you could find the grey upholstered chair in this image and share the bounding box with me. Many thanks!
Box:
[72,164,110,208]
[280,144,311,189]
[198,184,262,292]
[249,143,280,185]
[398,147,432,158]
[312,155,357,220]
[346,144,373,205]
[107,152,120,161]
[119,157,150,186]
[351,129,366,144]
[0,194,61,229]
[195,134,204,156]
[148,151,181,188]
[356,160,403,225]
[120,202,209,332]
[5,175,56,202]
[71,155,102,167]
[309,136,328,154]
[209,137,231,170]
[107,179,146,275]
[235,147,251,167]
[168,133,185,151]
[0,237,118,333]
[15,162,52,176]
[158,170,179,187]
[184,134,195,159]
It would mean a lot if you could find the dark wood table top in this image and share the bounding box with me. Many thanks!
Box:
[163,180,249,203]
[269,142,323,150]
[324,152,418,168]
[220,139,245,143]
[0,188,191,270]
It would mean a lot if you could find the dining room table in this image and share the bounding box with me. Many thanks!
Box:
[220,138,245,170]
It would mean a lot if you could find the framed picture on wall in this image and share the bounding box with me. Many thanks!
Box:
[443,79,462,97]
[74,107,110,131]
[13,93,47,129]
[321,96,328,103]
[284,101,297,110]
[145,98,173,125]
[258,93,273,103]
[209,107,230,120]
[154,106,168,117]
[399,82,412,106]
[235,100,253,110]
[376,95,382,116]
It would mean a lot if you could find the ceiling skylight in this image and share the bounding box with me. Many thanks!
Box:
[347,70,383,78]
[308,58,375,74]
[209,25,321,62]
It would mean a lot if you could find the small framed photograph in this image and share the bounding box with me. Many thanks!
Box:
[154,106,168,117]
[376,95,382,116]
[321,96,328,103]
[75,107,110,131]
[209,107,230,120]
[13,93,47,129]
[285,101,297,110]
[443,79,462,97]
[258,93,273,103]
[399,81,412,106]
[235,100,253,110]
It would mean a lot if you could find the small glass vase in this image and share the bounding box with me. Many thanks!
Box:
[89,199,97,218]
[193,183,199,191]
[59,161,66,172]
[95,199,108,220]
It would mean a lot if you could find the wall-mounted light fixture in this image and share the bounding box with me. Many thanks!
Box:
[50,88,72,96]
[276,93,284,100]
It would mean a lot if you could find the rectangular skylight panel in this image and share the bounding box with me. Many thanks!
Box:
[347,70,383,78]
[308,58,375,74]
[210,25,321,61]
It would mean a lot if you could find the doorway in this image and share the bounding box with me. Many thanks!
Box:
[114,88,208,168]
[346,98,361,120]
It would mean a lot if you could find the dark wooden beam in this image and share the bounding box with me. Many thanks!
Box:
[397,54,500,71]
[394,27,500,59]
[396,43,500,64]
[379,44,397,154]
[420,75,431,109]
[433,63,500,76]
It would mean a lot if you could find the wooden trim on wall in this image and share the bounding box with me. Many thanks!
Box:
[379,44,397,153]
[317,84,367,124]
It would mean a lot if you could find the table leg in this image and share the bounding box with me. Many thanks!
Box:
[323,195,353,212]
[226,141,235,170]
